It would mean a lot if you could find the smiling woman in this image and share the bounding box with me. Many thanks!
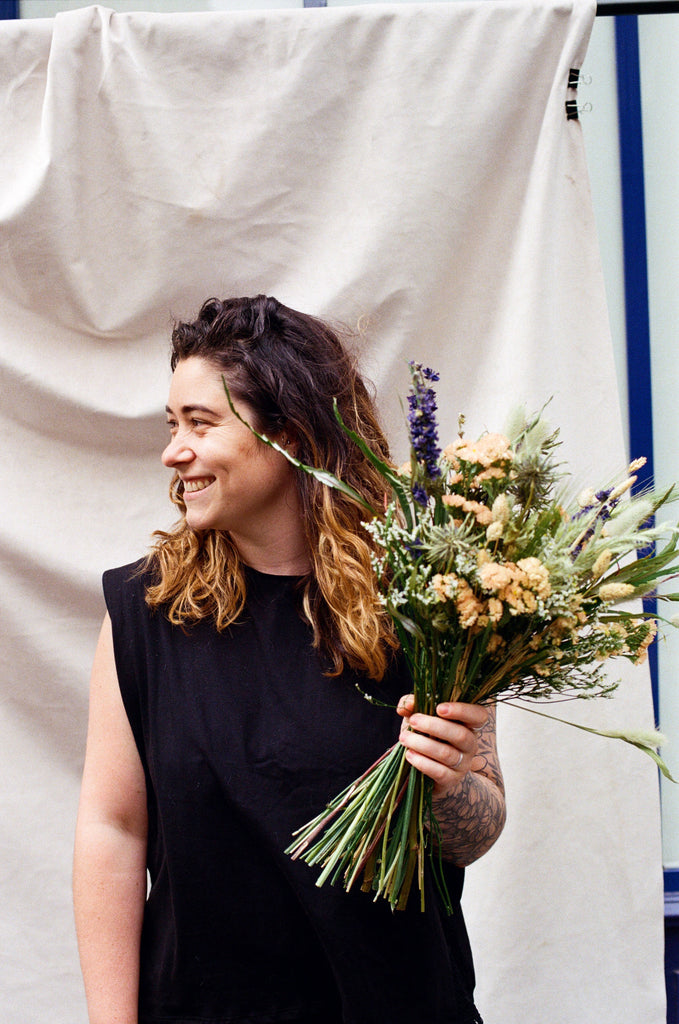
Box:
[162,357,304,566]
[147,294,397,680]
[72,294,505,1024]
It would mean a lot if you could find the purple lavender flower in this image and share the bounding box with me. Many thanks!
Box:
[571,490,620,558]
[407,362,442,505]
[411,483,429,506]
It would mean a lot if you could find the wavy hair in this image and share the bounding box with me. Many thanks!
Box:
[145,295,397,680]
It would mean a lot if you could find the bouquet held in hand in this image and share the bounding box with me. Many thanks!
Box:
[229,364,679,913]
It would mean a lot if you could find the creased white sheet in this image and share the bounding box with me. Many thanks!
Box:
[0,3,665,1022]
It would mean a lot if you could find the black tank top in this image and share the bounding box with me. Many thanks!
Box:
[103,560,482,1024]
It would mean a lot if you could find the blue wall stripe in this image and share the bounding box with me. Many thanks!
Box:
[0,1,19,19]
[614,15,659,716]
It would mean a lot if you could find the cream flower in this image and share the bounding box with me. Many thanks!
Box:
[472,466,507,484]
[442,493,493,526]
[446,432,512,468]
[516,557,551,599]
[455,579,484,628]
[467,502,493,526]
[431,573,456,602]
[591,549,612,579]
[491,493,510,524]
[608,475,636,501]
[487,633,505,654]
[633,619,657,664]
[442,493,466,508]
[478,561,515,592]
[486,521,504,542]
[598,582,635,602]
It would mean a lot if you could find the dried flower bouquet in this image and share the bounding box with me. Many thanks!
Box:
[226,366,679,912]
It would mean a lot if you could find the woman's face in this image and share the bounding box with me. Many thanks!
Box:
[162,356,301,547]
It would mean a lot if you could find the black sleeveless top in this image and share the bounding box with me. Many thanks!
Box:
[103,560,482,1024]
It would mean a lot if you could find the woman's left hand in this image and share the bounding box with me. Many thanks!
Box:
[397,695,488,798]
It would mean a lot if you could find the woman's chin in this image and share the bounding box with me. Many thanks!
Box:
[184,510,213,532]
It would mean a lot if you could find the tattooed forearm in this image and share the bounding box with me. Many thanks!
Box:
[432,771,506,865]
[432,705,506,865]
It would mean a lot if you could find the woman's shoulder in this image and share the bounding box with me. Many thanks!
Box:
[102,556,154,606]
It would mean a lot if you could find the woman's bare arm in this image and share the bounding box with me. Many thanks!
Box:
[398,698,506,866]
[73,615,148,1024]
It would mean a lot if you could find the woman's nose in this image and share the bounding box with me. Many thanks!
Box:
[162,433,193,468]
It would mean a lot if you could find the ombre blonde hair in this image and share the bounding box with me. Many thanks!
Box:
[145,295,397,681]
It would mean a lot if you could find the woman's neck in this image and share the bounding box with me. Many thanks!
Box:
[231,531,311,576]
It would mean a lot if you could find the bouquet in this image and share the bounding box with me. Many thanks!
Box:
[226,365,679,912]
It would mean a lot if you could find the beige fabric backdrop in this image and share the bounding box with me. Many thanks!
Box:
[0,2,666,1022]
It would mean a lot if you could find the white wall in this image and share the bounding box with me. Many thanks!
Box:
[17,0,679,861]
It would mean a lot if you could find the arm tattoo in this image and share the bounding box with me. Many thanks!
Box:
[431,705,506,866]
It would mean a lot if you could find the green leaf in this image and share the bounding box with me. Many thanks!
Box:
[333,399,415,531]
[386,603,426,642]
[222,378,376,513]
[507,701,677,781]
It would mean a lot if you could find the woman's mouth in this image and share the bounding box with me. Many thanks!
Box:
[183,477,215,494]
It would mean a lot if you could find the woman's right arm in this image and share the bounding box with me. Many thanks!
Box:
[73,614,148,1024]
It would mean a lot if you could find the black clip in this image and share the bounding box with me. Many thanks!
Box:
[566,67,580,120]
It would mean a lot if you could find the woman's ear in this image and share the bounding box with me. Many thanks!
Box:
[277,425,298,456]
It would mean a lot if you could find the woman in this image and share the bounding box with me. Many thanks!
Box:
[73,295,506,1024]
